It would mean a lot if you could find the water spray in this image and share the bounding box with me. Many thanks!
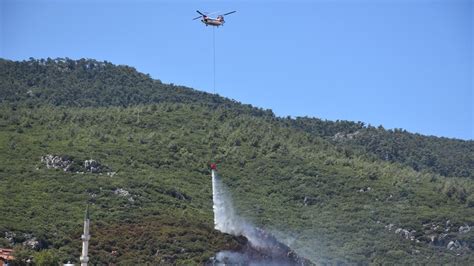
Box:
[210,166,313,265]
[212,169,244,236]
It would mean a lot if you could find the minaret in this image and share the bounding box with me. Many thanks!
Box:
[80,205,90,266]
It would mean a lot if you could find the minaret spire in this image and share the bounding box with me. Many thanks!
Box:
[80,205,90,266]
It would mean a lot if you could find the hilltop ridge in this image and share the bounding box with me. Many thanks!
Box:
[1,58,472,179]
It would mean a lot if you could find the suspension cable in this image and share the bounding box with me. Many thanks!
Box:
[213,26,216,94]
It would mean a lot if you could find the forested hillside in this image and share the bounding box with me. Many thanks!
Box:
[289,117,473,178]
[2,58,471,179]
[0,58,473,264]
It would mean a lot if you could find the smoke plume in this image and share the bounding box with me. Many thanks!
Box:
[211,170,313,265]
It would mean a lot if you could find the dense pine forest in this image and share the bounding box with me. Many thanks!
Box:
[0,58,473,264]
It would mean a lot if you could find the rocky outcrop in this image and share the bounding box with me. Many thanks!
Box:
[41,155,112,174]
[107,171,117,177]
[84,159,104,173]
[41,155,72,171]
[4,231,16,244]
[3,232,41,250]
[114,188,130,197]
[357,187,372,193]
[459,225,471,234]
[333,130,361,141]
[114,188,134,202]
[394,228,417,241]
[23,237,40,250]
[447,240,462,250]
[385,221,473,252]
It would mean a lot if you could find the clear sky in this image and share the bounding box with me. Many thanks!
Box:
[1,0,472,140]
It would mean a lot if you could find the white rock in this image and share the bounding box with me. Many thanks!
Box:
[41,154,72,171]
[385,224,395,231]
[447,240,461,250]
[447,241,455,250]
[114,188,130,197]
[84,159,101,173]
[459,225,471,234]
[107,172,117,177]
[23,238,39,249]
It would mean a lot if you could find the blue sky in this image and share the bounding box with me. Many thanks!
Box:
[1,0,472,140]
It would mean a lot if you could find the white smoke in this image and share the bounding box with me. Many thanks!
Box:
[211,170,316,265]
[212,170,279,248]
[215,250,295,266]
[211,170,313,265]
[215,250,250,264]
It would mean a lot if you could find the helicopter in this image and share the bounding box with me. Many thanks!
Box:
[193,10,236,27]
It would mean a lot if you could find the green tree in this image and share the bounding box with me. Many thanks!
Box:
[34,250,59,266]
[11,246,33,266]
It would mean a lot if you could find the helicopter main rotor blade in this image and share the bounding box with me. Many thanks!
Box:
[196,10,206,16]
[193,16,203,20]
[205,11,221,16]
[222,11,236,16]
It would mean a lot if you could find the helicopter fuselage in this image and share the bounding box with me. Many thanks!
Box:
[202,18,224,27]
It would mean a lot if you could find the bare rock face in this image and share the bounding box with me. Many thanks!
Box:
[113,188,134,202]
[394,228,416,241]
[23,237,40,250]
[385,221,473,253]
[84,159,102,173]
[459,225,471,234]
[114,188,130,197]
[447,240,462,250]
[84,159,112,173]
[333,130,360,141]
[4,232,42,250]
[40,155,111,174]
[4,231,16,244]
[41,155,72,171]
